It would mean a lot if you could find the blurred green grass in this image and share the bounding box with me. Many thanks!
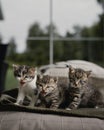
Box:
[5,68,18,90]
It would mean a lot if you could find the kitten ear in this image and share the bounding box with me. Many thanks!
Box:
[29,67,35,72]
[29,67,36,75]
[29,67,37,75]
[50,77,58,83]
[86,70,92,77]
[12,64,19,70]
[37,74,43,80]
[35,67,38,75]
[69,66,75,73]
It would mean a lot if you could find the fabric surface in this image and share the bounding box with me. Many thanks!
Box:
[0,111,104,130]
[0,88,104,119]
[0,88,104,130]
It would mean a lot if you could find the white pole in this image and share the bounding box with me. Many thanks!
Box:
[49,0,53,65]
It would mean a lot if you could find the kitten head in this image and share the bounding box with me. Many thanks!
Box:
[13,64,37,86]
[68,66,91,88]
[37,75,58,96]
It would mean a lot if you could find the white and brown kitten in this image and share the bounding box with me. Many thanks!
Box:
[13,64,38,107]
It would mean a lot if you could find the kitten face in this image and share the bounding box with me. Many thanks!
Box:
[68,66,91,88]
[13,64,36,86]
[37,75,58,96]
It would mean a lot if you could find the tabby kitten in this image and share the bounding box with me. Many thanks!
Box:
[37,66,103,110]
[36,74,69,109]
[37,75,62,108]
[13,64,38,107]
[67,66,103,110]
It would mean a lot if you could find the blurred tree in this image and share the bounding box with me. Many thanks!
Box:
[6,0,103,66]
[46,24,64,62]
[80,14,104,65]
[26,22,64,65]
[26,23,50,65]
[97,0,104,8]
[7,38,17,61]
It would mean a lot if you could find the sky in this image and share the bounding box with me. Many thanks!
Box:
[0,0,103,52]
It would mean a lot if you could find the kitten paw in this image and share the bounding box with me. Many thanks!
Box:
[66,108,72,111]
[95,106,99,109]
[14,102,19,105]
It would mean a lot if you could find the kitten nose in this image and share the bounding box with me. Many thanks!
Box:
[20,79,25,83]
[20,79,24,82]
[75,81,79,85]
[20,79,25,85]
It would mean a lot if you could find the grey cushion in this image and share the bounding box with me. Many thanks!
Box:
[0,112,104,130]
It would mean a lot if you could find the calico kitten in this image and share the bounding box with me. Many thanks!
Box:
[67,66,103,110]
[13,64,38,107]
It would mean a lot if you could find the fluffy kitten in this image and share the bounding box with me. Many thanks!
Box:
[13,64,38,107]
[67,66,104,110]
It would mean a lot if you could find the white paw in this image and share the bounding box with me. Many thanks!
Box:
[14,102,19,105]
[95,106,99,109]
[66,108,72,111]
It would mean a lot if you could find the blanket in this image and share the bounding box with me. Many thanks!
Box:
[0,88,104,120]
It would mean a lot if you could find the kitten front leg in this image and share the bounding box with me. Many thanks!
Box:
[15,91,25,105]
[29,92,39,107]
[50,102,60,109]
[66,96,81,110]
[50,98,60,109]
[29,95,38,107]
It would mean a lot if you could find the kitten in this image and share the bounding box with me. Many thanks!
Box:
[67,65,104,110]
[13,64,38,107]
[37,75,60,108]
[36,75,69,109]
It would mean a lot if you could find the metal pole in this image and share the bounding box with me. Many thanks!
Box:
[49,0,53,65]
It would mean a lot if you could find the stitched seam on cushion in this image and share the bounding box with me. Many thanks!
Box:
[61,116,63,130]
[19,112,24,130]
[40,114,42,130]
[80,118,84,130]
[0,112,6,130]
[98,119,104,130]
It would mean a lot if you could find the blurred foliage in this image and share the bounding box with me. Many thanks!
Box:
[6,0,104,67]
[5,68,18,90]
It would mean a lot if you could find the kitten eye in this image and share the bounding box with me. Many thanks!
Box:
[80,80,86,84]
[46,86,50,88]
[30,76,34,79]
[25,75,29,78]
[17,74,21,77]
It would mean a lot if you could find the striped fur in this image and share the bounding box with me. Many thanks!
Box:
[37,75,61,108]
[36,66,104,110]
[67,66,104,110]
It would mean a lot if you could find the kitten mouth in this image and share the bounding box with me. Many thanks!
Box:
[20,81,25,86]
[41,90,46,95]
